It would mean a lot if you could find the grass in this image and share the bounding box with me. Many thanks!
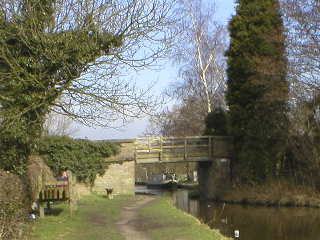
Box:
[140,197,231,240]
[30,195,136,240]
[221,180,320,207]
[30,194,230,240]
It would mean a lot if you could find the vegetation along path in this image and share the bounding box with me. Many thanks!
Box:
[30,194,231,240]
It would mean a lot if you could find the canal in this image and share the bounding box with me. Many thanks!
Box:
[135,185,320,240]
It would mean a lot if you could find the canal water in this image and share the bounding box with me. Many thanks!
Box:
[135,186,320,240]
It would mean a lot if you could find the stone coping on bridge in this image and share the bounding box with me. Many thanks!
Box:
[106,139,135,162]
[96,139,135,143]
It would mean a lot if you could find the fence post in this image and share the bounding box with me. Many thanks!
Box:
[184,137,187,161]
[209,136,212,160]
[37,176,45,218]
[159,138,163,162]
[67,170,75,217]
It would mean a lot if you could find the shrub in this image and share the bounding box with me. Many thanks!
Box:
[35,136,120,184]
[0,170,29,240]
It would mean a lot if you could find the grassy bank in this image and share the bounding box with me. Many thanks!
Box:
[30,194,230,240]
[221,180,320,207]
[140,197,230,240]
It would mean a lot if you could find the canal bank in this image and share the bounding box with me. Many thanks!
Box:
[30,194,231,240]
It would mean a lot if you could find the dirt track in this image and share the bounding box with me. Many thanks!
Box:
[116,195,157,240]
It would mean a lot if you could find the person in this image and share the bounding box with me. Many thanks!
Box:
[57,170,69,187]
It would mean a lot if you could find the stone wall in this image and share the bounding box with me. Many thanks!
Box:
[28,154,135,200]
[91,160,135,195]
[198,157,231,199]
[51,160,135,199]
[74,182,93,198]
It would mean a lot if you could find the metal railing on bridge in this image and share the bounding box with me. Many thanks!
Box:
[134,136,231,163]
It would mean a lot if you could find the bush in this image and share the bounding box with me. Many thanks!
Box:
[35,136,121,184]
[0,170,29,240]
[26,155,57,202]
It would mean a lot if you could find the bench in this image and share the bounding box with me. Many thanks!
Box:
[37,170,76,218]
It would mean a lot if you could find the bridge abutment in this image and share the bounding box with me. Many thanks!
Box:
[198,157,232,199]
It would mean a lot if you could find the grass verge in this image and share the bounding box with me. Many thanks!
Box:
[30,194,230,240]
[30,194,136,240]
[141,197,231,240]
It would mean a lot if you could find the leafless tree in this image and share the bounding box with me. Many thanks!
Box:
[44,112,79,137]
[281,0,320,187]
[281,0,320,139]
[169,0,229,114]
[143,0,228,138]
[0,0,179,129]
[281,0,320,98]
[57,0,180,127]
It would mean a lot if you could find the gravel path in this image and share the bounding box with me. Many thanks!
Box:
[116,195,157,240]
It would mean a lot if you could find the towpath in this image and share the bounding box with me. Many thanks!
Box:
[116,195,157,240]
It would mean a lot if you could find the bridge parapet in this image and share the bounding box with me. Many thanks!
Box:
[134,136,231,164]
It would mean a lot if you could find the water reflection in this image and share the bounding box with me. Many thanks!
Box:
[135,186,320,240]
[135,185,173,196]
[172,189,199,217]
[199,201,320,240]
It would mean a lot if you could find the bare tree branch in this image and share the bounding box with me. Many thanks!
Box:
[0,0,179,129]
[168,0,228,113]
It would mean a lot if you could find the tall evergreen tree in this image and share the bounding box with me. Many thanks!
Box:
[226,0,289,183]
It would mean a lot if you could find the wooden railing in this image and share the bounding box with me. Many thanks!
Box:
[134,136,231,163]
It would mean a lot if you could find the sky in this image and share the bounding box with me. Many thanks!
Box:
[74,0,236,140]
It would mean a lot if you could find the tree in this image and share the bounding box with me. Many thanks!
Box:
[275,0,320,187]
[170,0,228,114]
[226,0,289,183]
[0,0,177,172]
[204,107,228,136]
[43,112,79,137]
[160,99,209,137]
[144,0,229,138]
[281,0,320,96]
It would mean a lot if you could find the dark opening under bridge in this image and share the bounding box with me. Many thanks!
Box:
[134,136,232,164]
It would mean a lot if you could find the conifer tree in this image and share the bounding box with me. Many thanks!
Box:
[226,0,289,183]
